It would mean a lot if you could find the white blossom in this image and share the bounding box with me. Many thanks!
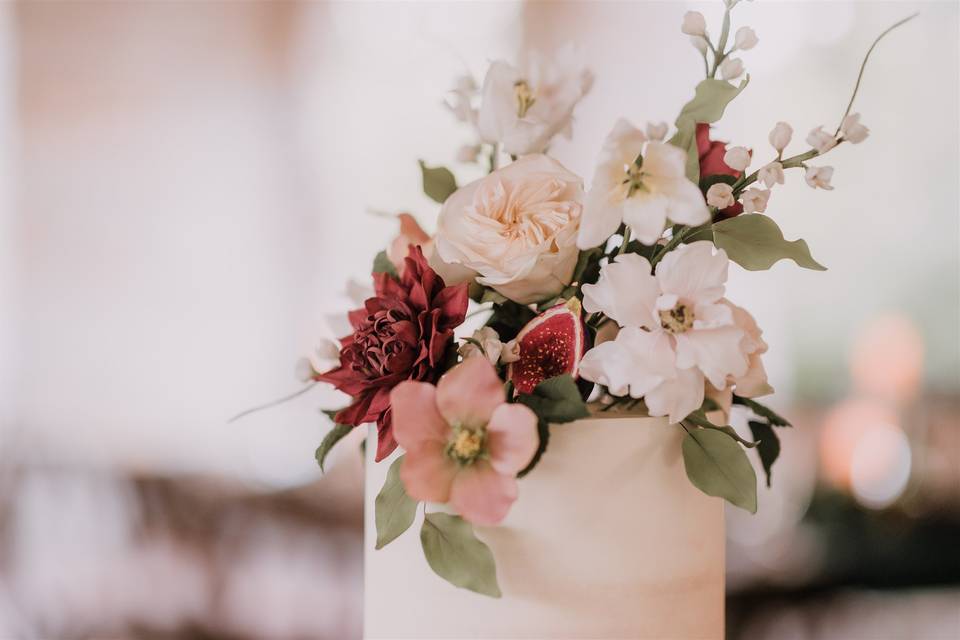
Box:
[477,47,593,156]
[841,113,870,143]
[719,57,744,81]
[579,244,750,422]
[734,26,759,50]
[806,126,838,154]
[459,327,510,365]
[681,11,707,37]
[741,187,771,213]
[577,119,708,249]
[646,121,669,142]
[723,146,751,172]
[758,161,785,188]
[804,166,834,190]
[706,183,735,209]
[768,121,793,153]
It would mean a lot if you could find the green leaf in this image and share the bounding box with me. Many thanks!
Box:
[518,374,590,424]
[685,412,759,448]
[420,512,502,598]
[419,160,458,204]
[747,420,781,488]
[372,250,398,277]
[732,396,792,427]
[712,214,827,272]
[681,427,758,513]
[669,77,750,183]
[374,455,418,549]
[315,423,352,472]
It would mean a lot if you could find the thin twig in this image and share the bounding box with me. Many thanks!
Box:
[228,382,318,424]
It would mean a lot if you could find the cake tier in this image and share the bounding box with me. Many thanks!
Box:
[364,415,724,639]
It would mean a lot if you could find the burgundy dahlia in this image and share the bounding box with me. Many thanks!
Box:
[316,246,468,461]
[696,123,746,219]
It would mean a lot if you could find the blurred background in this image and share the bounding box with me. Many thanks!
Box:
[0,1,957,638]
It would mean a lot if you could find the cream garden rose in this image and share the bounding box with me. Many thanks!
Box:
[431,154,583,304]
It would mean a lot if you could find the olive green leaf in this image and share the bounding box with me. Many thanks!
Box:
[418,160,458,204]
[375,455,418,549]
[669,76,750,183]
[315,422,352,472]
[517,374,590,425]
[372,250,398,277]
[685,412,758,448]
[747,420,781,488]
[420,512,502,598]
[732,395,792,427]
[681,427,758,513]
[712,214,826,271]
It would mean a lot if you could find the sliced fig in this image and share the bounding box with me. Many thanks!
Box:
[507,298,586,395]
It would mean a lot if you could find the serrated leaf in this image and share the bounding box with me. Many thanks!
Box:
[372,250,398,277]
[732,396,792,427]
[419,160,458,204]
[669,77,750,182]
[374,455,418,549]
[747,420,781,488]
[682,427,758,513]
[685,412,758,448]
[712,214,826,271]
[315,423,352,472]
[518,374,590,424]
[420,512,501,598]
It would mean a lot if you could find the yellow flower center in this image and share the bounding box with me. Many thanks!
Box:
[623,158,648,198]
[514,80,536,118]
[659,303,694,334]
[448,427,485,464]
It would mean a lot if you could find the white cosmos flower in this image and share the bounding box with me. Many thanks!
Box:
[734,26,759,51]
[769,121,793,153]
[681,11,708,37]
[720,57,744,80]
[840,113,870,143]
[806,126,837,153]
[723,146,751,172]
[805,166,834,190]
[577,119,709,249]
[758,161,785,188]
[579,243,748,422]
[477,47,593,156]
[706,183,735,209]
[741,187,771,213]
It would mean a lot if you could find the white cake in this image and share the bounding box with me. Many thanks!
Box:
[364,415,724,639]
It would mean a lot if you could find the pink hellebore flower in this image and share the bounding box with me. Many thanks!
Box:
[390,356,539,526]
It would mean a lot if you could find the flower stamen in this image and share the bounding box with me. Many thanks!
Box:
[514,80,536,118]
[447,427,486,464]
[659,303,694,334]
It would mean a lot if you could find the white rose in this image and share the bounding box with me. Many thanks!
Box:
[431,154,583,304]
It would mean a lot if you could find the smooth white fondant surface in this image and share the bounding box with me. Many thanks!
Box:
[364,415,724,639]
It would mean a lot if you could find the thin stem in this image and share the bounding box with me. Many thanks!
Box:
[616,227,633,256]
[710,4,733,78]
[488,143,499,173]
[650,227,690,267]
[701,50,710,78]
[834,13,919,136]
[228,382,318,423]
[731,148,821,197]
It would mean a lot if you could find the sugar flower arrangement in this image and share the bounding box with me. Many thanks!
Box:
[299,2,913,597]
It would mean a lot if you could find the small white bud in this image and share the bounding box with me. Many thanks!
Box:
[840,113,869,144]
[804,166,834,190]
[689,35,709,54]
[741,187,771,214]
[734,26,759,51]
[646,121,669,142]
[723,146,751,172]
[681,11,708,37]
[315,338,341,362]
[501,339,521,364]
[706,183,735,209]
[455,144,481,163]
[295,357,315,383]
[719,57,744,81]
[806,126,838,154]
[758,162,785,188]
[452,74,477,94]
[768,121,793,153]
